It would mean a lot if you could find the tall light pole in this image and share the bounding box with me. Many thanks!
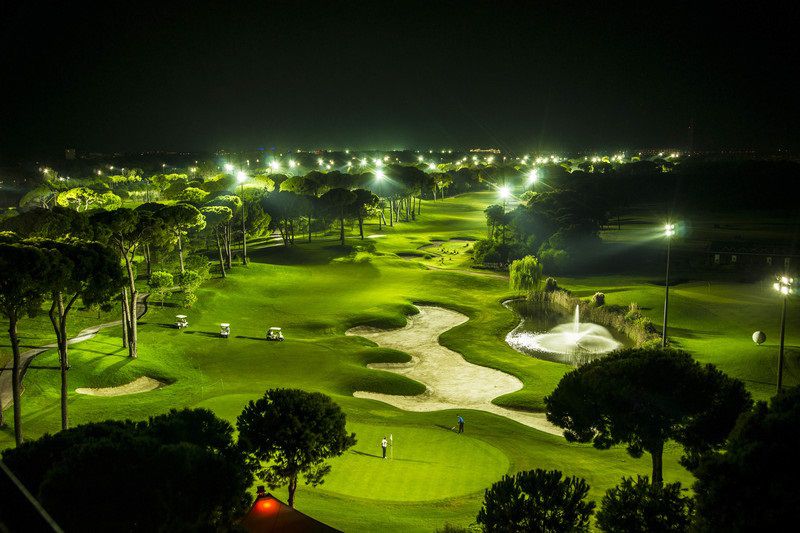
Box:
[773,275,793,392]
[375,169,386,229]
[499,185,511,212]
[662,223,676,347]
[237,171,248,265]
[527,168,539,187]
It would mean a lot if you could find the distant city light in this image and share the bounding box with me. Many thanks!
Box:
[289,160,297,168]
[236,171,247,183]
[527,169,538,184]
[428,163,436,171]
[375,170,385,180]
[224,163,234,172]
[270,160,280,171]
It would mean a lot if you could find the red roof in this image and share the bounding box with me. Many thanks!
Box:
[240,490,341,533]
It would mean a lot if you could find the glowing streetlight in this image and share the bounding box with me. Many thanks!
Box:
[237,171,248,265]
[427,163,436,171]
[662,223,676,347]
[527,169,539,185]
[224,163,234,173]
[289,159,297,169]
[269,160,280,172]
[375,170,385,180]
[773,275,794,392]
[417,155,424,162]
[374,159,383,168]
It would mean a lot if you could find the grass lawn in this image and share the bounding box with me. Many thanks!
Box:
[1,191,797,531]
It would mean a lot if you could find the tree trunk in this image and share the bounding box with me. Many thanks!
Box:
[226,224,233,269]
[308,210,313,243]
[121,290,129,348]
[417,197,421,215]
[177,232,185,273]
[389,199,394,226]
[49,293,72,430]
[9,316,23,445]
[288,474,298,508]
[122,251,138,359]
[144,244,152,279]
[650,441,664,486]
[215,230,226,278]
[339,213,345,245]
[359,215,364,239]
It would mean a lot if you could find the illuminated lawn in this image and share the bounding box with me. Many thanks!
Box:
[2,192,798,531]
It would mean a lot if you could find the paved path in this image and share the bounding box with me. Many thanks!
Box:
[0,295,149,411]
[347,305,563,437]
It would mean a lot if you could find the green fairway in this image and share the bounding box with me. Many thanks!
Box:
[2,191,798,531]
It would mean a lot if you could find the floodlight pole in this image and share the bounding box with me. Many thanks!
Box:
[777,295,787,392]
[662,233,672,348]
[240,182,247,265]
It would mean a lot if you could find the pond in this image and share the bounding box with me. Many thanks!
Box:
[504,299,630,366]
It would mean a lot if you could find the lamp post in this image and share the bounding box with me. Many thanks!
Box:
[499,185,511,212]
[527,168,539,187]
[662,223,676,347]
[773,275,793,392]
[375,170,386,229]
[237,171,248,265]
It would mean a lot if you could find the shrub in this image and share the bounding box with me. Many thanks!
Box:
[538,247,569,272]
[544,277,559,292]
[147,271,173,307]
[596,476,694,533]
[591,292,606,307]
[477,469,595,532]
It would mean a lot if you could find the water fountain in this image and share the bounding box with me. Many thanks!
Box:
[506,304,621,364]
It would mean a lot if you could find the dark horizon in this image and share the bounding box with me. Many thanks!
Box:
[2,1,798,158]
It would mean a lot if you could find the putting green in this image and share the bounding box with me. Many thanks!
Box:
[320,423,509,501]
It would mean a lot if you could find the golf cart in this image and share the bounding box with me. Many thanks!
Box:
[175,315,189,329]
[220,323,231,338]
[266,327,284,341]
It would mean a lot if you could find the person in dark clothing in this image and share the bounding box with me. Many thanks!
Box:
[457,415,464,434]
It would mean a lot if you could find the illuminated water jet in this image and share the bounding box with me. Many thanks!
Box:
[506,304,621,365]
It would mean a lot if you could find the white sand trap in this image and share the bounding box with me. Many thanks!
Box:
[347,306,562,436]
[76,376,165,397]
[366,234,386,239]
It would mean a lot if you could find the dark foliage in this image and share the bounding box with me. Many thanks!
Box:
[476,469,595,532]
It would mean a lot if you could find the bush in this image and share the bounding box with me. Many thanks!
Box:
[147,270,173,307]
[538,247,569,272]
[544,277,559,292]
[596,476,694,533]
[476,469,595,532]
[591,292,606,307]
[624,303,642,323]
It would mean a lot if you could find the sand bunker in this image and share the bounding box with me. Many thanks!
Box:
[347,306,562,436]
[75,376,165,397]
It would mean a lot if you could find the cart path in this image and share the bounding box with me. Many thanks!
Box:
[347,305,562,437]
[0,294,149,410]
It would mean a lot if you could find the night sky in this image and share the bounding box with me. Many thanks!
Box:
[2,1,798,157]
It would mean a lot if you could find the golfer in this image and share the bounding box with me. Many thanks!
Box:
[381,436,388,459]
[457,415,464,434]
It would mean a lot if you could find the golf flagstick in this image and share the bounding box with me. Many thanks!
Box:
[390,433,393,460]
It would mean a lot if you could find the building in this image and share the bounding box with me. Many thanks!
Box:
[239,487,341,533]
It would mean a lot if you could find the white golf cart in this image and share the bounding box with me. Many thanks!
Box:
[266,327,284,341]
[220,323,231,338]
[175,315,189,329]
